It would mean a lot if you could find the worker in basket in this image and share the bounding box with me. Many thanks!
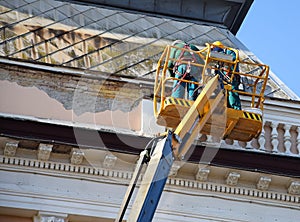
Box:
[167,40,203,101]
[212,41,241,110]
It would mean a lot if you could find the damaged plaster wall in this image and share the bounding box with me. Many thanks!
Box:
[0,62,152,115]
[0,61,154,132]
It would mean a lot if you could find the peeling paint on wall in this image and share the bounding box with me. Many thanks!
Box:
[0,63,151,116]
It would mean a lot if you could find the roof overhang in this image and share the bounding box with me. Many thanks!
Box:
[68,0,253,35]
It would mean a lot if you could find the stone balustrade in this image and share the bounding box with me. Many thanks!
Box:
[214,96,300,157]
[219,121,300,156]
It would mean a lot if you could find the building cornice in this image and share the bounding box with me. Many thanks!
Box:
[0,154,299,206]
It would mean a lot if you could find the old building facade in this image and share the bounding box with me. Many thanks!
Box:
[0,0,299,221]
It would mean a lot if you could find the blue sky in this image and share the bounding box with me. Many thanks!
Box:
[237,0,300,98]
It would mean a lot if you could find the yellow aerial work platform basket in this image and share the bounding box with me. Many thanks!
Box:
[153,42,269,142]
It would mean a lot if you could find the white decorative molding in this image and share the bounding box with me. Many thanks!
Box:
[70,148,84,165]
[4,141,19,157]
[195,167,210,181]
[257,176,271,190]
[37,144,53,161]
[288,181,300,195]
[226,172,240,186]
[169,161,182,177]
[167,177,299,203]
[103,154,117,168]
[33,211,68,222]
[0,155,299,204]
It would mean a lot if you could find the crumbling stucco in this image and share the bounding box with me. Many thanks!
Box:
[0,62,152,115]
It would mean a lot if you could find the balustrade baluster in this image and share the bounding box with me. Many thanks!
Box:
[225,138,233,145]
[271,122,279,153]
[296,127,300,155]
[258,126,266,150]
[250,138,259,149]
[283,124,291,154]
[238,141,247,148]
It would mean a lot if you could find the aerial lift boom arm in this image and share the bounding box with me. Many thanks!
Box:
[116,76,223,222]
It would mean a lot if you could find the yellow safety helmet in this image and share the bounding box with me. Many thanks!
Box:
[213,41,223,46]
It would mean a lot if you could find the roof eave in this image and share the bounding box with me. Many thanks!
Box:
[229,0,254,35]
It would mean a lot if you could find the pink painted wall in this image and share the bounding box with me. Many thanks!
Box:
[0,80,141,131]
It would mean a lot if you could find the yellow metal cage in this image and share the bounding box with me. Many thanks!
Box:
[153,43,269,142]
